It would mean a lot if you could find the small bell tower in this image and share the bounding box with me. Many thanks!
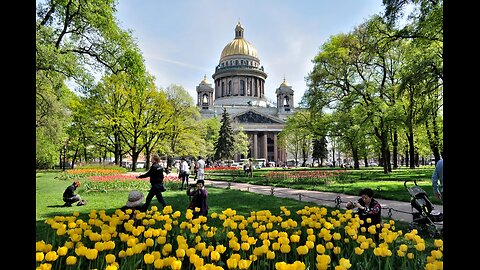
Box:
[276,76,294,114]
[196,75,214,110]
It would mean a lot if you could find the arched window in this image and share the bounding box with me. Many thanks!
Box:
[228,81,232,95]
[202,94,209,104]
[221,82,225,96]
[240,80,245,95]
[283,96,289,106]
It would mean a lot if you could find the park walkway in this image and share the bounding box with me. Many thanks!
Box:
[202,179,443,230]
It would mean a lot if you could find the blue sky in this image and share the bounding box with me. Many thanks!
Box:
[115,0,386,107]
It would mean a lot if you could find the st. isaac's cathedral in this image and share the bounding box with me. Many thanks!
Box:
[195,22,295,165]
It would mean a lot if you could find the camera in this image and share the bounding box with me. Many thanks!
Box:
[188,183,197,188]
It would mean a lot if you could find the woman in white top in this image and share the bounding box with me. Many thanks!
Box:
[196,156,206,181]
[180,157,190,190]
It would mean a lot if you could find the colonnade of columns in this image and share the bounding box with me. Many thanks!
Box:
[242,131,286,165]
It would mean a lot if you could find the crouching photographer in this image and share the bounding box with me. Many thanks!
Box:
[346,188,382,242]
[186,179,209,219]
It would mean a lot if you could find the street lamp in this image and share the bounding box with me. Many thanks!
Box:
[62,145,67,171]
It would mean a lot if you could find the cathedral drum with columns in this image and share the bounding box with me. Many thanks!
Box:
[196,22,294,166]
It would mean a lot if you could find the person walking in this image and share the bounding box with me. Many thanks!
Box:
[196,156,206,181]
[244,158,253,177]
[432,158,443,201]
[179,157,190,190]
[186,179,209,218]
[136,154,167,211]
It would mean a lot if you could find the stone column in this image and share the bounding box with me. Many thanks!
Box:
[273,133,278,164]
[253,133,258,158]
[263,133,268,159]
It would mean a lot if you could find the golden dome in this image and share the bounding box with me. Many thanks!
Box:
[280,76,289,86]
[220,22,258,60]
[221,39,258,59]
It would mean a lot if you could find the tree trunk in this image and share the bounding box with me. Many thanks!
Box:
[392,130,398,169]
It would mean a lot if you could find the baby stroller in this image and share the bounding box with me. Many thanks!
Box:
[404,180,443,238]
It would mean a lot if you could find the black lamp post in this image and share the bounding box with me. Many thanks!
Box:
[62,145,67,171]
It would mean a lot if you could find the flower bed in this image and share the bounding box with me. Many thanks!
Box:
[36,205,443,270]
[85,174,182,192]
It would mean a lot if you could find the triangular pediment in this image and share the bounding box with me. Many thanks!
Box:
[233,110,283,124]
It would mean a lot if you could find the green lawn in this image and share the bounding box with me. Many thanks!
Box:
[36,171,329,240]
[36,169,434,242]
[205,166,441,204]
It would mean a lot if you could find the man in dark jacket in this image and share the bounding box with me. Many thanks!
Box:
[63,181,82,206]
[136,154,167,211]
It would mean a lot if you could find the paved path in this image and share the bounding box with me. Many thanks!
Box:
[203,179,443,230]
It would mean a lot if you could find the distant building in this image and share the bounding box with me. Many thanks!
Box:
[196,22,295,165]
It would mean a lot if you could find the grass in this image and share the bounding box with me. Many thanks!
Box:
[36,172,334,240]
[36,169,438,244]
[206,166,442,204]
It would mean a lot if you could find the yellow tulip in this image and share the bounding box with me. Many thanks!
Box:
[354,247,364,255]
[45,251,58,262]
[105,254,116,264]
[210,251,221,261]
[105,265,118,270]
[238,259,252,269]
[415,242,426,251]
[241,242,250,251]
[339,258,351,268]
[144,253,155,264]
[85,248,98,260]
[227,258,238,269]
[57,246,68,256]
[65,256,77,265]
[176,248,186,258]
[36,252,44,262]
[434,239,443,248]
[316,244,326,254]
[171,260,182,270]
[280,244,291,253]
[201,248,210,257]
[154,258,164,269]
[215,244,227,254]
[297,245,309,255]
[290,234,300,243]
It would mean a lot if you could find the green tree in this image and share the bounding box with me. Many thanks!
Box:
[161,84,201,167]
[36,0,144,168]
[233,126,250,160]
[280,110,313,167]
[312,136,328,167]
[214,108,235,163]
[200,117,221,160]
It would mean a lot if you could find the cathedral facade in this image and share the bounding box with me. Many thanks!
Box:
[196,22,294,165]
